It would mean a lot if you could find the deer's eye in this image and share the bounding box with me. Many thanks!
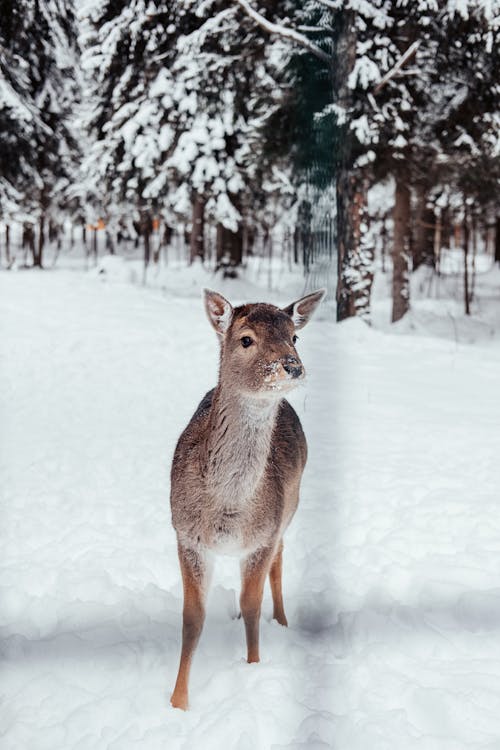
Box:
[292,335,298,344]
[241,336,254,348]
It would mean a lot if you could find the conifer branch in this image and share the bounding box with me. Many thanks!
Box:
[234,0,331,64]
[373,41,420,94]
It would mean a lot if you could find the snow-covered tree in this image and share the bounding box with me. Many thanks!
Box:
[0,0,79,266]
[79,0,300,271]
[326,0,499,322]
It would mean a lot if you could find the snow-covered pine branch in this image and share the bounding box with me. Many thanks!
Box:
[373,40,420,95]
[233,0,331,64]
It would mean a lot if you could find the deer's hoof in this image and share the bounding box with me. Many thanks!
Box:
[274,613,288,627]
[170,692,188,711]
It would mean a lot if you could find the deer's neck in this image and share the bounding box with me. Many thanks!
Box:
[204,388,279,508]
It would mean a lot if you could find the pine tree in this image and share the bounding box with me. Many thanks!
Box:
[0,0,79,266]
[328,0,500,322]
[80,0,294,271]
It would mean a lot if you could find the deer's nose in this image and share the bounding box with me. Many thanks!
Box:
[282,356,303,379]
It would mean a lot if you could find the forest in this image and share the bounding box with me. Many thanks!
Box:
[1,0,498,323]
[2,2,500,749]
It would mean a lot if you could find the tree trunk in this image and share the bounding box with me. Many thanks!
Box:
[391,179,411,323]
[463,209,470,316]
[336,170,374,322]
[49,220,58,244]
[495,217,500,264]
[35,213,45,268]
[413,187,435,270]
[189,192,205,264]
[471,212,477,302]
[216,222,243,275]
[5,224,11,268]
[141,212,153,281]
[434,211,442,275]
[92,227,98,264]
[23,223,35,265]
[106,231,115,255]
[298,200,312,273]
[334,11,373,322]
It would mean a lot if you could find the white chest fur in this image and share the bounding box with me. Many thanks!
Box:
[206,394,278,511]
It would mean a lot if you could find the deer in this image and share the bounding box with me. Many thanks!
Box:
[169,288,325,710]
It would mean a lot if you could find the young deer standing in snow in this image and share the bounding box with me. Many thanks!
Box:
[170,288,325,710]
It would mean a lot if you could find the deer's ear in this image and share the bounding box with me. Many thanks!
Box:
[283,289,326,329]
[203,289,233,334]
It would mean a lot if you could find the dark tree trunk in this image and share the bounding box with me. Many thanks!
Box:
[381,217,387,273]
[495,217,500,264]
[216,222,243,275]
[163,224,173,247]
[471,212,478,303]
[5,224,11,267]
[336,171,373,321]
[333,12,373,322]
[297,200,312,272]
[463,208,470,316]
[141,212,153,279]
[23,223,35,265]
[35,213,45,268]
[92,226,98,264]
[413,187,435,270]
[391,179,411,323]
[106,231,115,254]
[245,226,255,257]
[293,226,299,264]
[48,220,58,244]
[189,192,205,264]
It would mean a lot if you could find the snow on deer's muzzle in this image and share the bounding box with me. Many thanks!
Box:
[282,355,303,379]
[263,355,304,389]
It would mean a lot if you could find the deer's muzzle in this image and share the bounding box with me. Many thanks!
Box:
[282,356,303,379]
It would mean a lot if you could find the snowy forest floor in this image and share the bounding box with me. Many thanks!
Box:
[1,264,500,750]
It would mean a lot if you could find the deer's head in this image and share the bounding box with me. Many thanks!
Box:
[203,289,325,398]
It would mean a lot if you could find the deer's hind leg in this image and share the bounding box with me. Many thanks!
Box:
[269,540,288,627]
[171,543,212,711]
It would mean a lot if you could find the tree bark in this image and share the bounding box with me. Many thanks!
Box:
[23,223,35,265]
[336,170,374,322]
[5,224,11,268]
[216,222,243,274]
[141,211,153,280]
[495,217,500,264]
[433,212,442,275]
[92,226,98,264]
[333,11,373,322]
[189,192,205,264]
[298,200,312,272]
[463,208,470,316]
[413,187,435,270]
[35,212,45,268]
[471,212,477,303]
[381,217,387,273]
[391,179,411,323]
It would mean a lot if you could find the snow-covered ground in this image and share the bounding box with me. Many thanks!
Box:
[1,264,500,749]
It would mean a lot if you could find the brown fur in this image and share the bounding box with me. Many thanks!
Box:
[169,289,325,710]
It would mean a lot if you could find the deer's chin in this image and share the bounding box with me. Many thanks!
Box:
[261,377,303,395]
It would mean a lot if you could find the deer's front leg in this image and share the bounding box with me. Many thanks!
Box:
[171,543,211,711]
[240,547,273,664]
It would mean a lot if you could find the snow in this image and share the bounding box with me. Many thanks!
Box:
[2,266,500,749]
